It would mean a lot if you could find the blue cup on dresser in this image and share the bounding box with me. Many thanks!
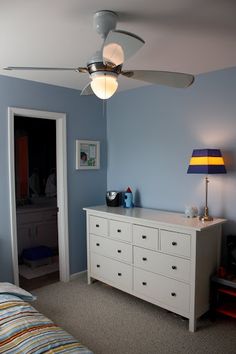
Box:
[123,191,134,208]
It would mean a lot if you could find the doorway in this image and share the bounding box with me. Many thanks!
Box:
[8,107,70,287]
[15,116,59,290]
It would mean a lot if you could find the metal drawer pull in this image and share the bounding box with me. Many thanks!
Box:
[96,224,100,228]
[142,282,147,286]
[172,265,177,270]
[142,235,147,239]
[117,249,122,253]
[96,264,100,268]
[142,257,147,261]
[96,243,100,247]
[118,272,122,276]
[172,241,177,246]
[171,292,176,297]
[117,229,121,233]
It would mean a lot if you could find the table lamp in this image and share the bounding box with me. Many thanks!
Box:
[187,149,226,221]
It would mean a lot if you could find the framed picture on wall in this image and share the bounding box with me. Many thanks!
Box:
[76,140,100,170]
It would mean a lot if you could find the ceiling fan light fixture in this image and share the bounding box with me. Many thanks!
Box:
[103,42,124,66]
[90,72,118,99]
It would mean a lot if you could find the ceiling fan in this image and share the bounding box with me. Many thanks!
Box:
[4,10,195,99]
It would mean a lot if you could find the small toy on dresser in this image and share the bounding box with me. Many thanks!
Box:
[123,187,134,208]
[185,206,198,218]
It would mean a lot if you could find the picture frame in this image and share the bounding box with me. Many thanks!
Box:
[76,140,100,170]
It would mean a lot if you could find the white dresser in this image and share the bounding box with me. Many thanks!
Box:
[83,206,226,331]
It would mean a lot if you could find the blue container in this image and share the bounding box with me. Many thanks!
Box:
[22,246,53,260]
[123,192,134,208]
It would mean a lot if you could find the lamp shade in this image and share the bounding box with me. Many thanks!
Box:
[90,72,118,99]
[187,149,226,174]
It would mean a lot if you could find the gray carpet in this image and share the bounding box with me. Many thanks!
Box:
[33,273,236,354]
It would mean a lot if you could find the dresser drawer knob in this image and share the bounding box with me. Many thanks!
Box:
[118,272,122,276]
[96,264,100,268]
[96,224,100,228]
[142,282,147,286]
[117,249,122,253]
[96,243,100,247]
[142,235,147,239]
[171,292,176,297]
[172,265,177,270]
[172,241,177,246]
[142,257,147,261]
[117,229,121,233]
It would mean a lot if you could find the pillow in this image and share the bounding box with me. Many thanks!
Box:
[0,282,36,301]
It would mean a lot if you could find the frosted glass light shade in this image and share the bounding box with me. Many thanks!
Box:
[91,73,118,99]
[103,43,124,66]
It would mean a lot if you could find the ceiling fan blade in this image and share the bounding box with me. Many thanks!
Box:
[4,66,87,72]
[103,30,145,66]
[80,83,94,96]
[121,70,194,88]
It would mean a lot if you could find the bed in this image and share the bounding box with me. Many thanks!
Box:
[0,283,93,354]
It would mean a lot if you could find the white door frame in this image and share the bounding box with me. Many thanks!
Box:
[8,107,70,285]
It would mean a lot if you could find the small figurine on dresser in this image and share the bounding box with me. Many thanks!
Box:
[185,205,198,218]
[123,187,134,208]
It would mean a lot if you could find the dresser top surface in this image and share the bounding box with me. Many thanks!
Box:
[83,205,226,231]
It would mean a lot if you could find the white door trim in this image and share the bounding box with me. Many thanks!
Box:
[8,107,70,285]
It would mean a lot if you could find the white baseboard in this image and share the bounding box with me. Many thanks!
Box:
[70,270,87,281]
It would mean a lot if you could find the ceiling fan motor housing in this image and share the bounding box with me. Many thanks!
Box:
[87,61,122,76]
[87,50,122,76]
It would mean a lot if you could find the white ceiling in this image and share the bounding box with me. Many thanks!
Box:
[0,0,236,92]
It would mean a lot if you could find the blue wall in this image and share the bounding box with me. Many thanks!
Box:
[0,75,106,281]
[107,67,236,236]
[2,66,236,281]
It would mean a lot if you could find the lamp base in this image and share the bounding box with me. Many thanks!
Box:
[200,215,213,222]
[199,207,213,222]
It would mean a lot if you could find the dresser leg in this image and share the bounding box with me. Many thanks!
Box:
[189,318,196,332]
[87,274,92,285]
[87,275,97,285]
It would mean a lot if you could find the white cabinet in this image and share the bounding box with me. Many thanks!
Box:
[17,206,58,255]
[84,205,226,332]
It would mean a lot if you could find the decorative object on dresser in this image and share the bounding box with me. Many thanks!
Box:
[106,191,121,207]
[187,149,226,221]
[184,206,198,218]
[123,187,134,208]
[84,205,226,332]
[76,140,100,170]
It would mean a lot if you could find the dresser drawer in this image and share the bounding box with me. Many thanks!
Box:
[160,230,191,258]
[133,225,158,250]
[110,220,132,243]
[134,268,190,313]
[90,234,132,264]
[91,253,132,292]
[134,246,190,283]
[89,216,108,237]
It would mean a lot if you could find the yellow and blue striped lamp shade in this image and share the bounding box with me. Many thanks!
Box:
[187,149,226,174]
